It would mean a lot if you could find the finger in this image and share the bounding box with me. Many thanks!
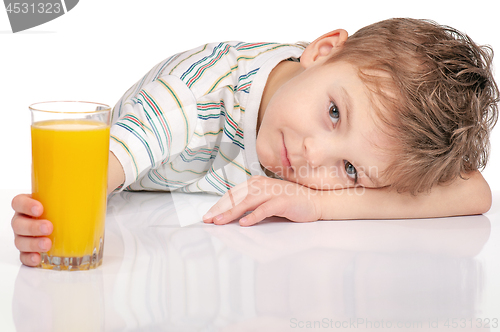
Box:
[19,252,42,267]
[204,195,249,224]
[11,214,53,237]
[211,195,265,225]
[11,194,43,217]
[203,184,250,222]
[204,204,243,225]
[14,234,52,253]
[205,190,238,222]
[239,200,283,227]
[211,207,245,225]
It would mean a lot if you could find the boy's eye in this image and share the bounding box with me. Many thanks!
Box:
[328,102,340,124]
[344,160,357,182]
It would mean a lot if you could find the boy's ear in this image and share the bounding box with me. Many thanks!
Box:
[300,29,348,68]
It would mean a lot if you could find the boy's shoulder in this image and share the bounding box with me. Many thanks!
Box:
[114,41,305,117]
[160,41,305,92]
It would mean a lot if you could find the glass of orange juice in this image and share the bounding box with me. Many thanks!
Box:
[30,101,111,271]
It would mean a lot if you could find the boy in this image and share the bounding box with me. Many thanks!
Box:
[11,18,498,267]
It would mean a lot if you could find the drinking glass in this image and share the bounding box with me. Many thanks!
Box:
[30,101,111,270]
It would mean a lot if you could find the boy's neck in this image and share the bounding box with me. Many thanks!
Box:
[257,60,303,133]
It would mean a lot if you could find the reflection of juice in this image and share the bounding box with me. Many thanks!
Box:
[31,119,109,260]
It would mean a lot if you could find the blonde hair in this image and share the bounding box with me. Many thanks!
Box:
[328,18,499,194]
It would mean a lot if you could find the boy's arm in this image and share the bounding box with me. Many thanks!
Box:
[107,151,125,195]
[203,171,491,226]
[317,170,491,220]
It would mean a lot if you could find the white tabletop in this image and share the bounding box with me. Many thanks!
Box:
[1,189,499,331]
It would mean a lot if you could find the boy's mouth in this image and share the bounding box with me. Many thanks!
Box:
[281,132,292,169]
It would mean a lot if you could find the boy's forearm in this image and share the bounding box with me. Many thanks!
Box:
[107,151,125,195]
[318,171,491,220]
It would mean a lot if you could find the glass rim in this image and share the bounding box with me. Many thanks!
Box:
[29,101,111,114]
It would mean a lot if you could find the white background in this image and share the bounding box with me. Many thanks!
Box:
[1,0,499,192]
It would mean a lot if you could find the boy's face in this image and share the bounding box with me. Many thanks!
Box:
[256,59,391,190]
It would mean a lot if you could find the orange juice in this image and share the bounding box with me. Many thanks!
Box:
[31,119,109,268]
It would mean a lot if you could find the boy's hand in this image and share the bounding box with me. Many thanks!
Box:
[203,176,322,226]
[11,194,53,267]
[10,152,122,267]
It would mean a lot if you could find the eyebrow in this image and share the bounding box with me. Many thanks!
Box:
[339,87,353,130]
[365,168,381,188]
[338,87,382,188]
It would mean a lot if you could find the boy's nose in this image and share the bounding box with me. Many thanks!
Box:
[303,137,327,169]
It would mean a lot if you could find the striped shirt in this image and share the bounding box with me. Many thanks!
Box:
[110,42,304,194]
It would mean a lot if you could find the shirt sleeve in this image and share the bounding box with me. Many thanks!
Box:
[109,75,197,191]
